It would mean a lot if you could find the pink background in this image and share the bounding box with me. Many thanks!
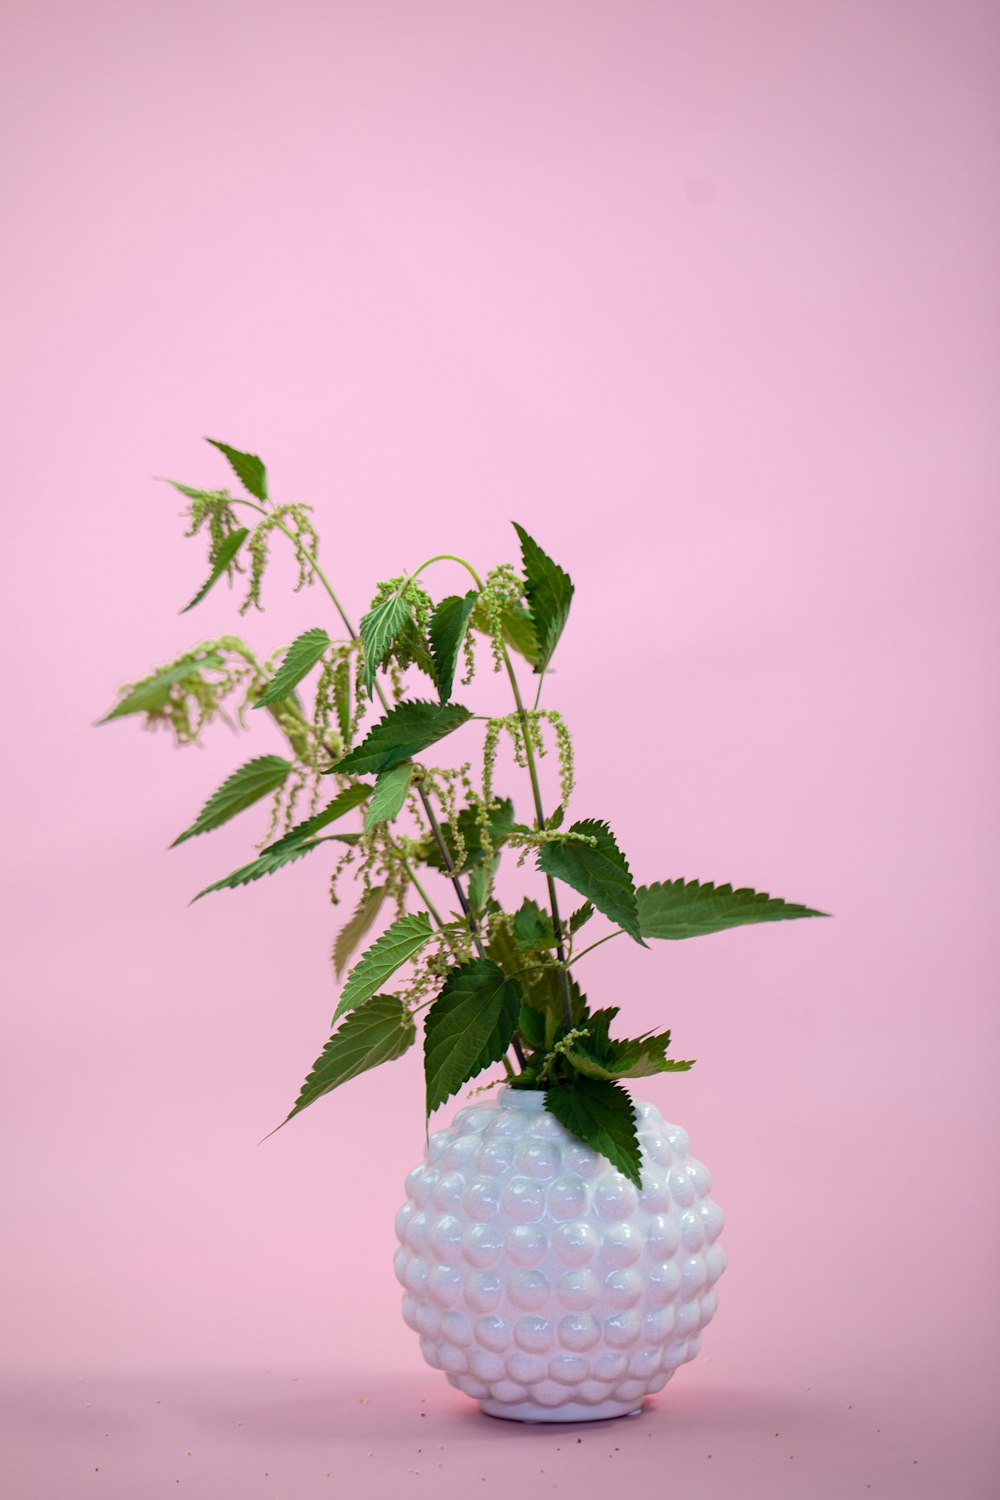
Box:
[2,2,997,1495]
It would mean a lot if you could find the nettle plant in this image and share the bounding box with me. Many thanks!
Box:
[101,440,825,1185]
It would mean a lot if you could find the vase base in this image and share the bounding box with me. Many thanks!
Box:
[479,1398,644,1424]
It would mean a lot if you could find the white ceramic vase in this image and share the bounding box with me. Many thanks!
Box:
[394,1087,726,1422]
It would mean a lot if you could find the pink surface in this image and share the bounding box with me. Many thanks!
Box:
[2,1,997,1496]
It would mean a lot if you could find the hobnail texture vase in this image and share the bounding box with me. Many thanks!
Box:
[393,1087,726,1423]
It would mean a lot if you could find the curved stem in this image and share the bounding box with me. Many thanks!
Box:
[409,554,485,592]
[563,930,625,966]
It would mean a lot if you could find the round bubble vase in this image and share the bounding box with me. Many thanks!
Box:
[393,1087,726,1423]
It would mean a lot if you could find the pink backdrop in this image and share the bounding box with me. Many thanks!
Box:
[2,2,997,1495]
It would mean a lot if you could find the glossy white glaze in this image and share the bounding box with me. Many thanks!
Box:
[394,1088,726,1422]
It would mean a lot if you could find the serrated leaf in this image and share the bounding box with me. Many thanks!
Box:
[518,1001,547,1050]
[616,1051,695,1077]
[364,762,414,831]
[191,838,329,901]
[396,616,438,684]
[538,819,645,945]
[170,755,291,847]
[205,437,268,501]
[429,592,479,703]
[333,656,352,741]
[265,783,370,852]
[359,592,411,697]
[636,879,829,939]
[333,883,388,977]
[512,522,574,675]
[466,862,491,912]
[99,652,225,722]
[485,915,522,981]
[520,965,587,1029]
[279,995,415,1127]
[568,1025,695,1080]
[158,479,232,503]
[500,603,540,666]
[180,527,249,614]
[579,1006,620,1058]
[254,628,331,708]
[424,960,522,1115]
[422,798,516,873]
[332,700,473,776]
[569,901,595,934]
[545,1078,642,1185]
[512,898,555,950]
[334,912,434,1021]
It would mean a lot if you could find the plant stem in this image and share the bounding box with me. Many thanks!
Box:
[383,835,447,930]
[499,646,574,1030]
[409,554,485,591]
[564,930,626,966]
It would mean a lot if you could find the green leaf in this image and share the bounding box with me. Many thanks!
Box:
[359,592,411,698]
[424,959,522,1115]
[467,862,491,911]
[205,437,268,501]
[99,652,224,722]
[568,1026,695,1080]
[180,527,249,614]
[538,819,645,945]
[499,603,540,666]
[429,592,479,703]
[485,914,522,980]
[159,479,232,503]
[512,898,555,950]
[614,1048,695,1078]
[333,657,352,741]
[396,616,438,684]
[254,628,331,709]
[571,1005,619,1057]
[170,755,291,847]
[265,783,370,852]
[280,995,415,1127]
[191,838,329,901]
[334,912,434,1021]
[364,762,414,831]
[521,965,587,1030]
[332,700,473,776]
[544,1077,642,1186]
[636,879,829,939]
[422,798,516,873]
[569,901,595,935]
[518,1001,547,1050]
[512,522,574,674]
[333,883,388,977]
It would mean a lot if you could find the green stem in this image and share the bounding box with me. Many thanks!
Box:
[409,554,485,591]
[500,646,574,1029]
[382,833,447,931]
[564,930,625,966]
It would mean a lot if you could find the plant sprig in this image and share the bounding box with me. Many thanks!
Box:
[101,438,829,1183]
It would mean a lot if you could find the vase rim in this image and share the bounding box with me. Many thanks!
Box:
[500,1086,546,1110]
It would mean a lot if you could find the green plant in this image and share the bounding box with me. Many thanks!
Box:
[100,439,827,1184]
